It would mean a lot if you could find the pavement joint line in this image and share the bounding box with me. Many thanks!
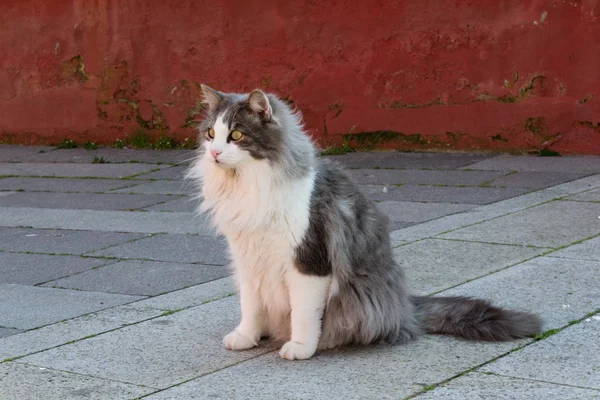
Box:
[403,309,600,399]
[561,199,600,204]
[10,360,162,391]
[31,259,122,288]
[0,288,237,363]
[134,348,279,400]
[122,167,164,180]
[473,371,600,393]
[79,233,161,257]
[80,254,229,268]
[431,237,551,248]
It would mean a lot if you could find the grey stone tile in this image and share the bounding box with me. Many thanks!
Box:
[0,192,173,211]
[362,184,531,204]
[439,200,600,247]
[414,372,600,400]
[438,257,600,330]
[0,207,213,235]
[0,363,154,400]
[135,277,235,310]
[486,171,589,189]
[0,228,146,255]
[20,297,276,389]
[377,201,475,224]
[7,148,195,165]
[0,177,137,193]
[324,151,494,170]
[548,235,600,261]
[111,180,195,195]
[462,155,600,173]
[347,169,505,186]
[0,327,20,338]
[145,334,521,400]
[0,253,110,285]
[88,233,229,265]
[133,165,190,180]
[142,197,197,213]
[0,305,164,361]
[0,145,55,162]
[0,284,144,330]
[395,239,550,295]
[0,163,163,178]
[567,188,600,202]
[482,319,600,390]
[42,260,229,296]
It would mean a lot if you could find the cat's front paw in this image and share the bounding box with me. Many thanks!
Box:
[279,341,316,361]
[223,330,258,351]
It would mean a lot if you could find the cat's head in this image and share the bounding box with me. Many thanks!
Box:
[196,85,290,170]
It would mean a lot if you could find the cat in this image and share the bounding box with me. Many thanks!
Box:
[186,85,542,361]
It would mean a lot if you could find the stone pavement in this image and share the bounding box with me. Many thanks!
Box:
[0,145,599,399]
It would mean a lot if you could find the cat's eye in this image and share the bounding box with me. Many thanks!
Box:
[207,128,215,138]
[230,130,244,141]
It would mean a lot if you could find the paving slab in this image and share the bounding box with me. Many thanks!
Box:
[362,184,531,204]
[388,186,575,245]
[567,187,600,202]
[0,163,163,178]
[414,372,600,400]
[377,201,475,224]
[135,277,235,310]
[548,235,600,261]
[0,177,137,193]
[462,155,600,173]
[144,335,522,400]
[438,257,600,330]
[42,260,229,296]
[0,191,173,211]
[0,284,144,330]
[395,239,550,295]
[486,171,589,189]
[0,145,55,162]
[110,180,194,195]
[0,207,213,234]
[0,253,110,285]
[324,151,494,170]
[0,228,146,255]
[439,200,600,247]
[133,165,190,180]
[0,305,165,361]
[481,318,600,390]
[345,169,506,186]
[2,147,195,165]
[0,363,154,400]
[88,233,229,265]
[142,197,197,213]
[0,328,20,338]
[20,297,276,389]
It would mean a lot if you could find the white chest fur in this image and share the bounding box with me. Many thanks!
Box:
[190,157,315,337]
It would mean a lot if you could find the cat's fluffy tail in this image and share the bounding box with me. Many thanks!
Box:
[411,296,542,341]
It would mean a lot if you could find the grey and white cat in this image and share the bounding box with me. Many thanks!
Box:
[187,85,541,361]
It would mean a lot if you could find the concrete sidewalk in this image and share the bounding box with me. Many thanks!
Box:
[0,145,599,399]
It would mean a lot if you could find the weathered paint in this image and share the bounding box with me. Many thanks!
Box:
[1,0,599,153]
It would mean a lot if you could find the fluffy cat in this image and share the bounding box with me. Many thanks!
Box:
[187,85,541,361]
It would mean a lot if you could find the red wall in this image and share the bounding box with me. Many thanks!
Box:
[1,0,600,154]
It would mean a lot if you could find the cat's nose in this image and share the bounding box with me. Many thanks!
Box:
[210,149,222,159]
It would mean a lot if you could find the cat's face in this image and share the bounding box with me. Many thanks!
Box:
[198,85,282,169]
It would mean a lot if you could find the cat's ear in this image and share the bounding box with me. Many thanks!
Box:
[248,89,272,121]
[200,84,223,111]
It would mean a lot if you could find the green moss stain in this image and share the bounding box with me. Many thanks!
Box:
[62,55,87,83]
